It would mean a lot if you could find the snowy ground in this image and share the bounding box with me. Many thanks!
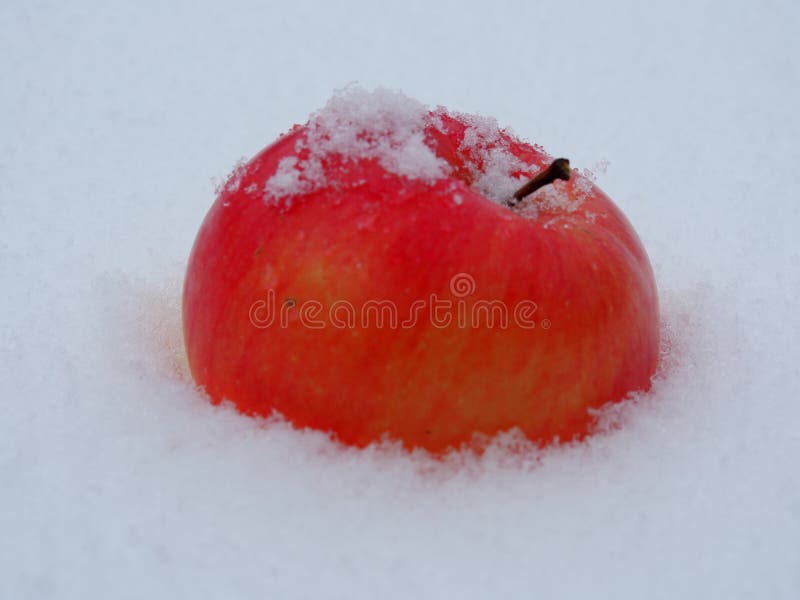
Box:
[2,1,799,598]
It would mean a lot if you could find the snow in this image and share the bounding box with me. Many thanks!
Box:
[264,86,447,200]
[2,1,799,599]
[264,86,538,206]
[264,156,308,197]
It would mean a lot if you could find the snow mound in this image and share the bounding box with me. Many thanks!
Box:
[264,86,447,200]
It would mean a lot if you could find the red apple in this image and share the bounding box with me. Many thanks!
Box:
[182,88,659,453]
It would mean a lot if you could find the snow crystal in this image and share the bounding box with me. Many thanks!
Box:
[212,159,246,196]
[471,147,529,203]
[460,113,503,149]
[535,183,583,213]
[263,155,325,199]
[452,113,534,204]
[264,156,303,196]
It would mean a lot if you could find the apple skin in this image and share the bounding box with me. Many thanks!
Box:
[182,111,659,453]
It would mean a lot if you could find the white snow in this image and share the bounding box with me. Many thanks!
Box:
[471,146,529,202]
[264,86,447,200]
[264,156,309,197]
[456,112,535,203]
[263,86,540,206]
[2,1,799,599]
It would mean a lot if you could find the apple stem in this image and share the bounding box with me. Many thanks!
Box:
[507,158,572,207]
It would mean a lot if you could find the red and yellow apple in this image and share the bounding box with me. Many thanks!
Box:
[182,88,659,452]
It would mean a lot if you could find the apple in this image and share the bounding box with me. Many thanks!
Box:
[182,87,659,453]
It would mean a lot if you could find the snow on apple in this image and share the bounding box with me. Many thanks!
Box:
[264,86,543,206]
